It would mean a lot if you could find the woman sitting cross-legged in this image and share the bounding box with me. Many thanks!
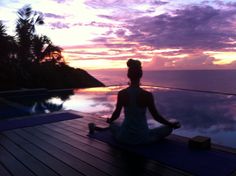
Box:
[105,59,181,145]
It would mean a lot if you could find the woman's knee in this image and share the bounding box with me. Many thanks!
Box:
[148,125,172,141]
[163,125,173,135]
[109,122,120,134]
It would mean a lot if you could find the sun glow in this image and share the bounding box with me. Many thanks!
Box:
[68,59,127,69]
[67,57,152,70]
[204,51,236,65]
[75,87,112,93]
[159,54,189,58]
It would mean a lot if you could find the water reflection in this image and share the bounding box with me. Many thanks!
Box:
[4,90,73,117]
[62,87,118,118]
[30,101,63,114]
[47,86,236,148]
[6,86,234,147]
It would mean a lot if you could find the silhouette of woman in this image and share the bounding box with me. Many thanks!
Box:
[106,59,181,145]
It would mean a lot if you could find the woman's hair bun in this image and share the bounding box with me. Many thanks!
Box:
[127,59,143,80]
[127,59,141,69]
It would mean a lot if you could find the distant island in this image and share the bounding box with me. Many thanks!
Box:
[0,5,104,91]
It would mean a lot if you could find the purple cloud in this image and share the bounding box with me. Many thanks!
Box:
[144,52,221,70]
[98,15,118,20]
[52,0,68,3]
[50,22,70,29]
[115,29,126,37]
[65,50,108,56]
[85,0,168,8]
[151,0,168,5]
[44,13,65,19]
[89,21,114,28]
[91,37,110,43]
[125,5,236,50]
[91,36,136,48]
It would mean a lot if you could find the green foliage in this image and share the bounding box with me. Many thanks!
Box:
[0,5,104,90]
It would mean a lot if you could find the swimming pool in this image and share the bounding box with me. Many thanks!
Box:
[1,86,236,148]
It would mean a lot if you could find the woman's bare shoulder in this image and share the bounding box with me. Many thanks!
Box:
[140,88,152,97]
[136,88,153,106]
[118,88,129,96]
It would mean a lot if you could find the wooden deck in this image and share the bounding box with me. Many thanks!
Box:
[0,111,235,176]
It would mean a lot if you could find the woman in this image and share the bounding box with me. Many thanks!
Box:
[106,59,180,145]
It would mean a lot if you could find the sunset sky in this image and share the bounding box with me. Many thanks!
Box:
[1,0,236,70]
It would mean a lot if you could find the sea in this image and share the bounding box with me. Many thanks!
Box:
[86,70,236,148]
[88,70,236,95]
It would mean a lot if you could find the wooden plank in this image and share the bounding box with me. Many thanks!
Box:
[63,117,193,176]
[43,122,117,157]
[0,163,11,176]
[41,124,118,156]
[46,121,191,176]
[29,125,153,176]
[24,126,126,168]
[0,144,35,176]
[37,124,157,176]
[0,134,58,176]
[10,129,108,176]
[17,128,126,176]
[2,131,82,176]
[61,116,192,176]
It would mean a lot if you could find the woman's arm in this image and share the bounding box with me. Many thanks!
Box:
[147,93,180,128]
[107,91,123,123]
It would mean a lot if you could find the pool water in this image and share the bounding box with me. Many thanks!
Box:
[1,85,236,148]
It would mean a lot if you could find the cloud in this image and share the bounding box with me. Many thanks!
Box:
[65,50,109,56]
[226,60,236,69]
[85,0,168,9]
[98,14,117,20]
[172,53,216,69]
[143,51,220,70]
[125,5,236,50]
[52,0,69,3]
[86,0,168,21]
[44,13,65,19]
[49,21,70,29]
[115,29,126,37]
[151,0,168,6]
[88,21,114,28]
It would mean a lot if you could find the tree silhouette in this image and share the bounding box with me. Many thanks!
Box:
[32,35,50,63]
[42,44,64,65]
[0,5,104,90]
[32,34,64,65]
[16,5,44,65]
[0,21,17,64]
[0,21,20,89]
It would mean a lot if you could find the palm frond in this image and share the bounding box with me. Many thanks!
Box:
[0,21,7,36]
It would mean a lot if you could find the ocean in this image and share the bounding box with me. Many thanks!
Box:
[89,70,236,95]
[85,70,236,148]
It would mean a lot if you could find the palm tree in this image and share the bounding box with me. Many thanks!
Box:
[32,35,50,63]
[16,5,44,65]
[0,21,17,64]
[32,34,65,65]
[0,21,20,88]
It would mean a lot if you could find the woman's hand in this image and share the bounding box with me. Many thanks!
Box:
[169,120,181,129]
